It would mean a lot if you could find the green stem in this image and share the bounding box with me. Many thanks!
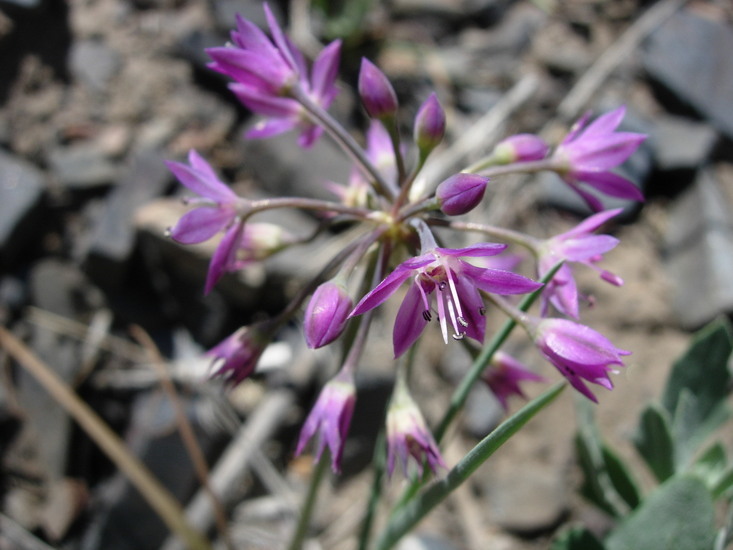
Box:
[434,261,562,443]
[389,262,563,514]
[286,451,330,550]
[375,382,566,550]
[357,429,387,550]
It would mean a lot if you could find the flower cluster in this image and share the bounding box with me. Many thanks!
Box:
[164,4,643,475]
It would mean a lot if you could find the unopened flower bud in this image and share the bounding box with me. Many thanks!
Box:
[358,58,398,120]
[435,173,488,216]
[493,134,549,164]
[304,280,353,348]
[414,93,445,156]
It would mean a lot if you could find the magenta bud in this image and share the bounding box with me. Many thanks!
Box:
[304,281,353,348]
[414,93,446,154]
[358,58,398,119]
[435,173,488,216]
[494,134,549,164]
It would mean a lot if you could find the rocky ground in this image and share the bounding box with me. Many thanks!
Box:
[1,0,733,549]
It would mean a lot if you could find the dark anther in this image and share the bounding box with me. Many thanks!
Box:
[479,307,486,316]
[422,310,432,322]
[458,316,468,327]
[438,281,447,290]
[452,332,465,340]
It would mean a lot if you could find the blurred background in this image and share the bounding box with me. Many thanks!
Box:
[0,0,732,548]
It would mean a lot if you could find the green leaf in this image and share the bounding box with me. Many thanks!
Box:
[551,526,606,550]
[575,399,641,515]
[673,388,730,468]
[602,445,641,510]
[606,476,716,550]
[662,318,732,426]
[634,404,676,482]
[692,442,727,491]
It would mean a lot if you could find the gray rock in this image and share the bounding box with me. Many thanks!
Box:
[643,9,733,140]
[211,0,277,32]
[663,168,733,328]
[48,143,118,190]
[69,39,121,93]
[650,115,718,171]
[240,126,351,201]
[485,462,568,534]
[0,149,46,264]
[83,148,170,288]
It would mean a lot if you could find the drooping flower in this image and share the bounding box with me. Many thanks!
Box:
[207,4,341,148]
[304,280,353,349]
[538,208,624,318]
[350,243,542,357]
[206,325,270,386]
[386,383,445,478]
[435,173,488,216]
[531,317,630,402]
[295,369,356,473]
[552,106,646,211]
[358,58,398,120]
[493,134,549,164]
[482,351,545,411]
[165,150,245,294]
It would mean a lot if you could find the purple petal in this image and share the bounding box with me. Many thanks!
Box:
[569,133,646,170]
[542,319,628,364]
[205,222,244,295]
[562,111,592,144]
[562,208,623,239]
[435,242,507,258]
[574,170,645,201]
[245,117,298,140]
[350,265,417,317]
[165,159,236,202]
[565,181,605,212]
[233,13,279,56]
[581,106,625,136]
[556,235,619,261]
[207,47,287,90]
[452,275,486,342]
[461,263,543,295]
[547,271,580,319]
[169,207,235,244]
[230,84,300,117]
[264,3,299,74]
[311,40,341,101]
[297,124,324,148]
[393,283,429,357]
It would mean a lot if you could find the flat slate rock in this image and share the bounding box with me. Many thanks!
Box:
[643,9,733,140]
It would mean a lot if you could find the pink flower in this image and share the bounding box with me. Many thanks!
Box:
[165,150,245,294]
[538,208,623,318]
[552,106,646,211]
[207,4,341,147]
[206,326,269,386]
[386,387,445,477]
[295,369,356,473]
[532,317,630,402]
[304,280,352,349]
[482,351,545,411]
[350,244,542,357]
